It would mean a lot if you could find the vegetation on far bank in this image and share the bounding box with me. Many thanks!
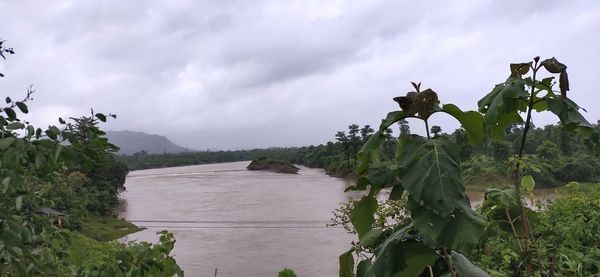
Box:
[116,119,600,190]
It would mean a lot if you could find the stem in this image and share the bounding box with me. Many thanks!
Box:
[442,248,457,277]
[427,266,434,277]
[425,120,431,139]
[513,61,540,275]
[505,208,523,251]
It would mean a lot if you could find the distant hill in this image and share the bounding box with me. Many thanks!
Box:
[105,130,193,155]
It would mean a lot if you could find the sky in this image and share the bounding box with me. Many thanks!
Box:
[1,0,600,150]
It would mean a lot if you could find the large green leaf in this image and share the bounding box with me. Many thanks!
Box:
[4,107,17,119]
[360,228,383,248]
[520,175,535,192]
[451,251,490,277]
[392,243,439,277]
[364,225,438,277]
[356,131,385,174]
[6,122,24,130]
[339,250,354,277]
[441,104,485,144]
[346,166,400,192]
[356,260,371,277]
[389,185,404,200]
[477,79,528,139]
[350,195,377,240]
[546,97,596,139]
[0,137,16,150]
[397,136,469,217]
[15,102,28,114]
[483,187,517,209]
[408,200,486,254]
[379,111,407,131]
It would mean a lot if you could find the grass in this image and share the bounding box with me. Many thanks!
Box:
[573,182,600,192]
[58,230,118,267]
[79,215,142,242]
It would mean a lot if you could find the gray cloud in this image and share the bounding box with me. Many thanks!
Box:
[1,0,599,150]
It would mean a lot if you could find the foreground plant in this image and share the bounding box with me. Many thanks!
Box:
[0,39,183,276]
[339,57,599,276]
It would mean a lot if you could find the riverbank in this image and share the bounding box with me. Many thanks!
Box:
[79,215,142,242]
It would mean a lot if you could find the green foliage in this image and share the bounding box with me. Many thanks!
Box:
[79,215,141,242]
[472,56,600,275]
[335,57,600,276]
[442,104,485,144]
[536,140,560,161]
[331,198,409,242]
[397,136,468,216]
[0,43,181,275]
[120,147,300,170]
[475,185,600,275]
[350,195,377,240]
[366,233,439,277]
[246,157,299,174]
[57,230,183,276]
[339,250,354,277]
[278,268,297,277]
[461,155,510,189]
[339,83,488,276]
[451,252,490,277]
[555,155,600,182]
[477,77,528,140]
[117,118,600,189]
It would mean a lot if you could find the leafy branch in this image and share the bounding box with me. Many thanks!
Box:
[339,56,600,276]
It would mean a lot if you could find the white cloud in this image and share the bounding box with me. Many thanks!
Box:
[1,0,599,149]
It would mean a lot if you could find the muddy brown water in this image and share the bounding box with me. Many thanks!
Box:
[119,161,355,277]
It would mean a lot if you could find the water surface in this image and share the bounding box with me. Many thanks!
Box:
[119,161,354,277]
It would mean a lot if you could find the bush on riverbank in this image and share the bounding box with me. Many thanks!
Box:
[474,183,600,275]
[247,157,299,174]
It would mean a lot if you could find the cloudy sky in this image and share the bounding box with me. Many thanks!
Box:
[1,0,599,150]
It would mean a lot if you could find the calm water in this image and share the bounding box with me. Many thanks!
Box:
[119,161,355,277]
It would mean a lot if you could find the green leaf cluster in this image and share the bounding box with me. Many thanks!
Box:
[336,56,600,276]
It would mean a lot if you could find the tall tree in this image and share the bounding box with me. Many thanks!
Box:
[383,128,396,160]
[348,124,361,165]
[399,119,410,137]
[360,125,374,142]
[335,131,350,165]
[430,125,442,137]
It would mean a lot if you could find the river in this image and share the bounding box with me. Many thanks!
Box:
[119,161,355,277]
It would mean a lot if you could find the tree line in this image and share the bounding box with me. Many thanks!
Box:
[118,119,600,188]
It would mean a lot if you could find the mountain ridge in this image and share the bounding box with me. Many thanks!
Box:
[105,130,193,155]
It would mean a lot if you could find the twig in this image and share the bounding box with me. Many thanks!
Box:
[442,248,457,277]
